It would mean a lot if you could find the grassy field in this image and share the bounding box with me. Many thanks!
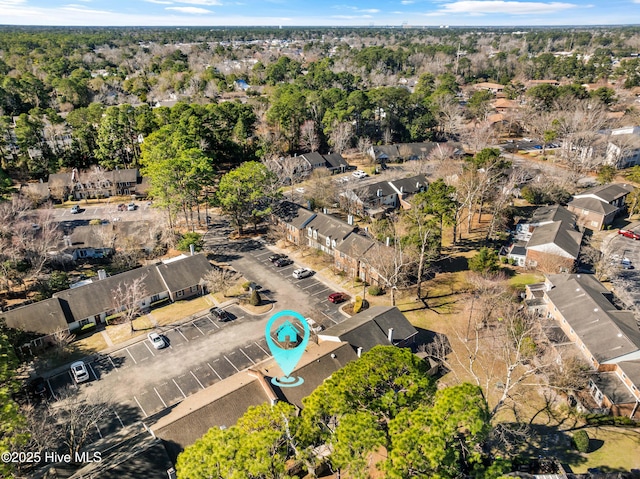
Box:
[561,426,640,473]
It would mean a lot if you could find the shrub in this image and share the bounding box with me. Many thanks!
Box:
[74,323,96,335]
[368,285,383,296]
[585,414,637,427]
[177,232,204,252]
[353,295,363,313]
[250,289,261,306]
[242,281,252,291]
[89,218,102,225]
[573,430,589,453]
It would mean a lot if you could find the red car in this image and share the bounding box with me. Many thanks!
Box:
[618,229,640,240]
[328,292,349,304]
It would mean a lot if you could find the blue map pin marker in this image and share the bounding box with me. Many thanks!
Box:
[265,310,309,387]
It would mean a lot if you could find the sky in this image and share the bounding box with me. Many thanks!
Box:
[1,0,640,27]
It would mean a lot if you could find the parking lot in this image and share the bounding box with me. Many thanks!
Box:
[44,304,273,430]
[246,248,349,328]
[607,228,640,309]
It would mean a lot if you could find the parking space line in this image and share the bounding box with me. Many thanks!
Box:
[255,341,269,355]
[192,322,205,336]
[144,342,155,356]
[154,387,168,408]
[173,379,187,398]
[301,283,317,290]
[240,349,255,364]
[95,424,103,439]
[177,328,189,341]
[205,315,215,325]
[126,348,138,364]
[208,362,222,380]
[46,379,57,400]
[225,355,239,372]
[108,356,118,372]
[191,371,205,389]
[321,311,338,324]
[88,363,97,379]
[134,396,148,417]
[113,409,124,428]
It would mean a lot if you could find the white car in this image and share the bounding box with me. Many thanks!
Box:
[292,268,313,279]
[147,332,166,349]
[305,317,323,333]
[127,203,136,211]
[70,205,80,214]
[352,170,368,179]
[70,361,89,383]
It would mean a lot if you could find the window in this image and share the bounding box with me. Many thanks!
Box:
[79,319,90,327]
[313,230,318,240]
[307,227,312,237]
[326,237,331,247]
[151,294,160,302]
[190,285,198,292]
[570,328,574,335]
[332,239,337,248]
[176,290,184,298]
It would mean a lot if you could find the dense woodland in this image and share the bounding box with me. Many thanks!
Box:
[1,26,640,182]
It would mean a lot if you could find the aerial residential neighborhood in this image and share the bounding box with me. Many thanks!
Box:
[3,19,640,479]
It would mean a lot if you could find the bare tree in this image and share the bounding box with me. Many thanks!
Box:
[306,169,337,210]
[299,120,320,152]
[111,274,148,332]
[357,136,373,157]
[329,121,353,154]
[202,267,238,297]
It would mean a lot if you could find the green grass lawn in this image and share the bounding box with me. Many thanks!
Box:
[508,272,545,290]
[561,426,640,473]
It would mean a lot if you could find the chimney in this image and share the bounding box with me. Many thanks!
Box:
[377,188,382,197]
[386,237,390,246]
[248,370,279,406]
[400,186,404,193]
[357,347,363,357]
[323,207,328,214]
[347,214,353,225]
[388,328,394,343]
[189,244,195,256]
[97,269,107,280]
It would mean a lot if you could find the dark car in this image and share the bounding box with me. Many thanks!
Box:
[274,258,293,267]
[328,292,349,304]
[269,253,287,262]
[211,307,231,322]
[117,203,126,211]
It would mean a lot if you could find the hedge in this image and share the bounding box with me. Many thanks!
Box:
[573,430,589,453]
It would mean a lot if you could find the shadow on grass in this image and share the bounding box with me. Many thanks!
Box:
[588,438,605,452]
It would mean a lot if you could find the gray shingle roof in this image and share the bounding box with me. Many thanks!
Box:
[527,221,583,259]
[530,205,576,226]
[2,297,68,335]
[319,306,417,351]
[54,264,167,323]
[334,233,375,257]
[389,174,428,195]
[272,201,316,229]
[546,274,640,363]
[155,254,212,293]
[574,183,634,203]
[323,153,350,169]
[617,360,640,395]
[305,212,355,242]
[568,197,619,215]
[300,151,325,167]
[364,180,396,198]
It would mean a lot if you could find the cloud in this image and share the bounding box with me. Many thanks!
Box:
[401,0,415,3]
[332,14,374,19]
[61,4,113,14]
[145,0,173,4]
[333,4,380,13]
[434,0,577,15]
[176,0,221,5]
[165,5,212,12]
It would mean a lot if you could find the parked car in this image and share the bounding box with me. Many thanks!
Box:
[305,317,323,333]
[352,170,368,179]
[533,145,543,150]
[127,203,136,211]
[147,332,166,349]
[293,268,313,279]
[210,307,231,322]
[269,253,287,262]
[70,205,80,214]
[274,257,293,267]
[328,292,349,304]
[117,203,126,211]
[621,258,634,269]
[70,361,89,383]
[618,229,640,240]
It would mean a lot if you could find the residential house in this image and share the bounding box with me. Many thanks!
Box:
[525,274,640,418]
[323,153,351,173]
[318,306,419,353]
[1,298,69,350]
[507,205,583,272]
[473,82,504,94]
[31,168,144,201]
[299,152,327,170]
[603,126,640,168]
[153,341,358,462]
[342,174,429,216]
[272,201,390,285]
[567,183,634,230]
[1,254,212,335]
